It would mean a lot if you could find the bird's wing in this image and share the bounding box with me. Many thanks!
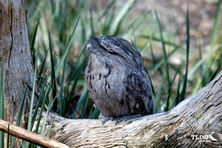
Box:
[124,69,150,92]
[122,69,154,115]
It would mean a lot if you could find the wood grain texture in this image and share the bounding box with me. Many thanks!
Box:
[0,0,35,123]
[0,119,69,148]
[0,0,36,146]
[45,71,222,147]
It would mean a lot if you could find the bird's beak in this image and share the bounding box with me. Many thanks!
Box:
[86,36,104,55]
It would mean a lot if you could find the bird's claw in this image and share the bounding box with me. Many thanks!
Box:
[102,116,115,125]
[102,114,143,125]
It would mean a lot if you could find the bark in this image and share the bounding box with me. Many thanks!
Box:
[0,0,35,123]
[43,71,222,148]
[0,119,69,148]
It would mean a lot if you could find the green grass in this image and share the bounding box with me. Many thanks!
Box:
[0,0,222,146]
[155,10,171,111]
[26,0,221,118]
[0,62,5,148]
[180,2,190,103]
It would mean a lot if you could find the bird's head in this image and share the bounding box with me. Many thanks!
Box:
[86,35,144,68]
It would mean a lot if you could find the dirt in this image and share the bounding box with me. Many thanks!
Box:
[134,0,221,51]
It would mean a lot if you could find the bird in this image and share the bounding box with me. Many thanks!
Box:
[85,35,154,124]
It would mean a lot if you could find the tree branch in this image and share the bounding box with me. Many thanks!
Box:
[0,119,69,148]
[45,70,222,147]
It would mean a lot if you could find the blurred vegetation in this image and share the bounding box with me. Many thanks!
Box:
[1,0,222,146]
[26,0,222,117]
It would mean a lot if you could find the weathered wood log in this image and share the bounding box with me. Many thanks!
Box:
[43,71,222,147]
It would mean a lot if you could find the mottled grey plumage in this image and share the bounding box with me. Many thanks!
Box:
[85,35,154,119]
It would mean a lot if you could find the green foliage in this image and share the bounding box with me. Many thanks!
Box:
[25,0,222,118]
[11,86,28,147]
[155,10,171,111]
[180,3,190,103]
[26,0,140,121]
[0,63,5,148]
